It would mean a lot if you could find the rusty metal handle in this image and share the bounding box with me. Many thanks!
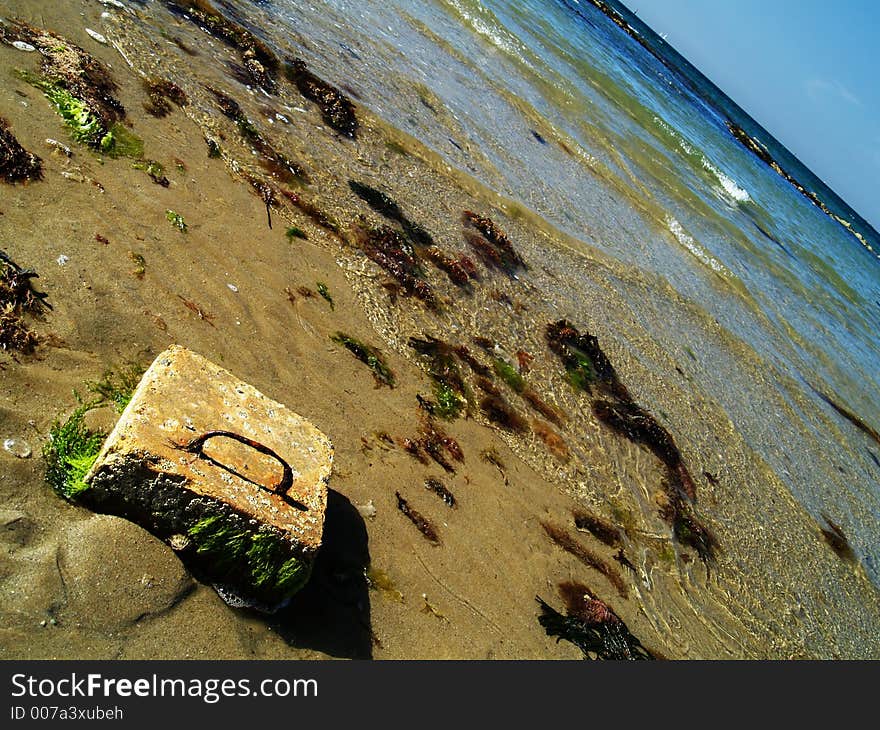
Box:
[178,430,306,510]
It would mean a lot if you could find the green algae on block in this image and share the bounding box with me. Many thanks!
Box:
[187,511,311,603]
[330,332,395,387]
[43,405,104,500]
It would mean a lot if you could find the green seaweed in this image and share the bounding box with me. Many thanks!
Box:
[492,357,526,393]
[187,515,310,598]
[166,209,188,232]
[331,332,395,387]
[132,159,168,186]
[43,404,104,500]
[39,80,104,145]
[188,514,250,573]
[433,380,465,420]
[14,71,139,156]
[101,123,144,159]
[86,363,143,413]
[285,226,307,241]
[206,137,222,158]
[316,282,334,310]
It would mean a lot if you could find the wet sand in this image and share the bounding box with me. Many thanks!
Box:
[1,0,878,660]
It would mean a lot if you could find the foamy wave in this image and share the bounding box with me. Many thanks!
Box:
[653,116,751,204]
[701,157,751,203]
[444,0,535,72]
[665,216,728,275]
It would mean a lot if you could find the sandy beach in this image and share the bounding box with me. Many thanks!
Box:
[1,0,878,660]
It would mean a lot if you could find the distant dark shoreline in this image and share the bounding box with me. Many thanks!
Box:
[587,0,877,259]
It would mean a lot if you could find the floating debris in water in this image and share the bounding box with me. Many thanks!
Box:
[56,255,69,266]
[395,491,439,544]
[85,28,108,44]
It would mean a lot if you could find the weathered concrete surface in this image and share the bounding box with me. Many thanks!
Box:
[84,345,333,600]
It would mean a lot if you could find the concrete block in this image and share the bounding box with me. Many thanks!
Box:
[83,345,332,607]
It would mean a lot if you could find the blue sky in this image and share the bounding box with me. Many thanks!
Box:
[626,0,880,231]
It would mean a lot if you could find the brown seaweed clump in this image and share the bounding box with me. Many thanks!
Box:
[395,492,439,544]
[285,57,358,138]
[462,210,526,274]
[208,87,306,184]
[352,222,437,310]
[545,319,713,560]
[400,418,464,473]
[480,394,530,434]
[541,521,627,599]
[819,513,856,563]
[0,250,50,353]
[424,477,456,508]
[349,180,432,246]
[165,1,279,92]
[572,510,622,548]
[545,319,624,397]
[409,336,470,420]
[0,117,42,183]
[143,78,188,117]
[3,20,125,133]
[537,581,654,660]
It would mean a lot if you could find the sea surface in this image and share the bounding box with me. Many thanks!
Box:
[251,0,880,573]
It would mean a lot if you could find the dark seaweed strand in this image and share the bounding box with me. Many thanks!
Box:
[536,596,654,661]
[395,491,439,543]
